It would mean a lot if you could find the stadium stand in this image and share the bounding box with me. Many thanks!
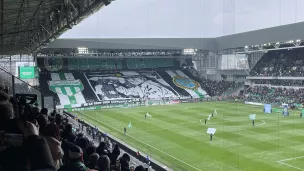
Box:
[245,86,304,104]
[250,49,304,77]
[199,78,243,96]
[244,49,304,104]
[0,86,152,171]
[254,79,304,86]
[37,58,209,109]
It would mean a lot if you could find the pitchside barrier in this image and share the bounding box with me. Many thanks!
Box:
[65,99,183,112]
[63,111,168,171]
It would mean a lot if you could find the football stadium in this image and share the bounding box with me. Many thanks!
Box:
[1,0,304,171]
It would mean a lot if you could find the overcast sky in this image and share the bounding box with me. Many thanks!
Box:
[60,0,304,38]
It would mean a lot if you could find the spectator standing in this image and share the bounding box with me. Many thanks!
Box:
[86,153,99,170]
[98,155,111,171]
[58,145,88,171]
[45,123,64,170]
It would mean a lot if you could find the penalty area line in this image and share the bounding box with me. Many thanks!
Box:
[82,113,202,171]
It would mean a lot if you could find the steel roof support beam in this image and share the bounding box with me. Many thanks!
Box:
[9,0,25,52]
[30,0,105,54]
[1,0,3,54]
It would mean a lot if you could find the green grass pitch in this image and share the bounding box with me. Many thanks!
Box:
[74,101,304,171]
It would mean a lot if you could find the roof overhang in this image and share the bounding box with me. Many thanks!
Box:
[1,0,114,55]
[44,21,304,51]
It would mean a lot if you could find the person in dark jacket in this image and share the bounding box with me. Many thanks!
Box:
[134,165,145,171]
[86,145,96,161]
[119,153,131,171]
[98,155,110,171]
[96,141,109,156]
[0,100,56,171]
[40,108,49,117]
[58,145,88,171]
[61,124,76,143]
[210,133,213,141]
[0,120,56,171]
[110,144,120,166]
[86,153,99,170]
[75,136,89,163]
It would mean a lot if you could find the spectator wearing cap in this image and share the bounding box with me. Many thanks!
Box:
[58,145,88,171]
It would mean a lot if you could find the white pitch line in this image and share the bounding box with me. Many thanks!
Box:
[247,120,266,126]
[257,120,266,126]
[200,119,266,127]
[278,156,304,162]
[277,161,304,171]
[82,113,202,171]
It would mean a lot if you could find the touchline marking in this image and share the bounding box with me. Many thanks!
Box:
[82,113,202,171]
[277,161,304,171]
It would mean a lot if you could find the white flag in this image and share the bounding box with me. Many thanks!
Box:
[146,113,152,117]
[207,128,217,134]
[249,114,256,120]
[214,109,217,115]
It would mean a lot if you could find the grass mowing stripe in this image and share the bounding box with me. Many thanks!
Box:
[80,112,203,171]
[80,111,278,170]
[75,101,304,171]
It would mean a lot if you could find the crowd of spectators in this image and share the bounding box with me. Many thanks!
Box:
[200,78,243,96]
[0,86,148,171]
[244,86,304,104]
[254,79,304,87]
[250,50,304,77]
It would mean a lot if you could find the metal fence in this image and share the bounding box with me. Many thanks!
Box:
[0,67,43,108]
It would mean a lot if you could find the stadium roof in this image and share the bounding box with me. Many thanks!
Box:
[0,0,114,55]
[45,21,304,51]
